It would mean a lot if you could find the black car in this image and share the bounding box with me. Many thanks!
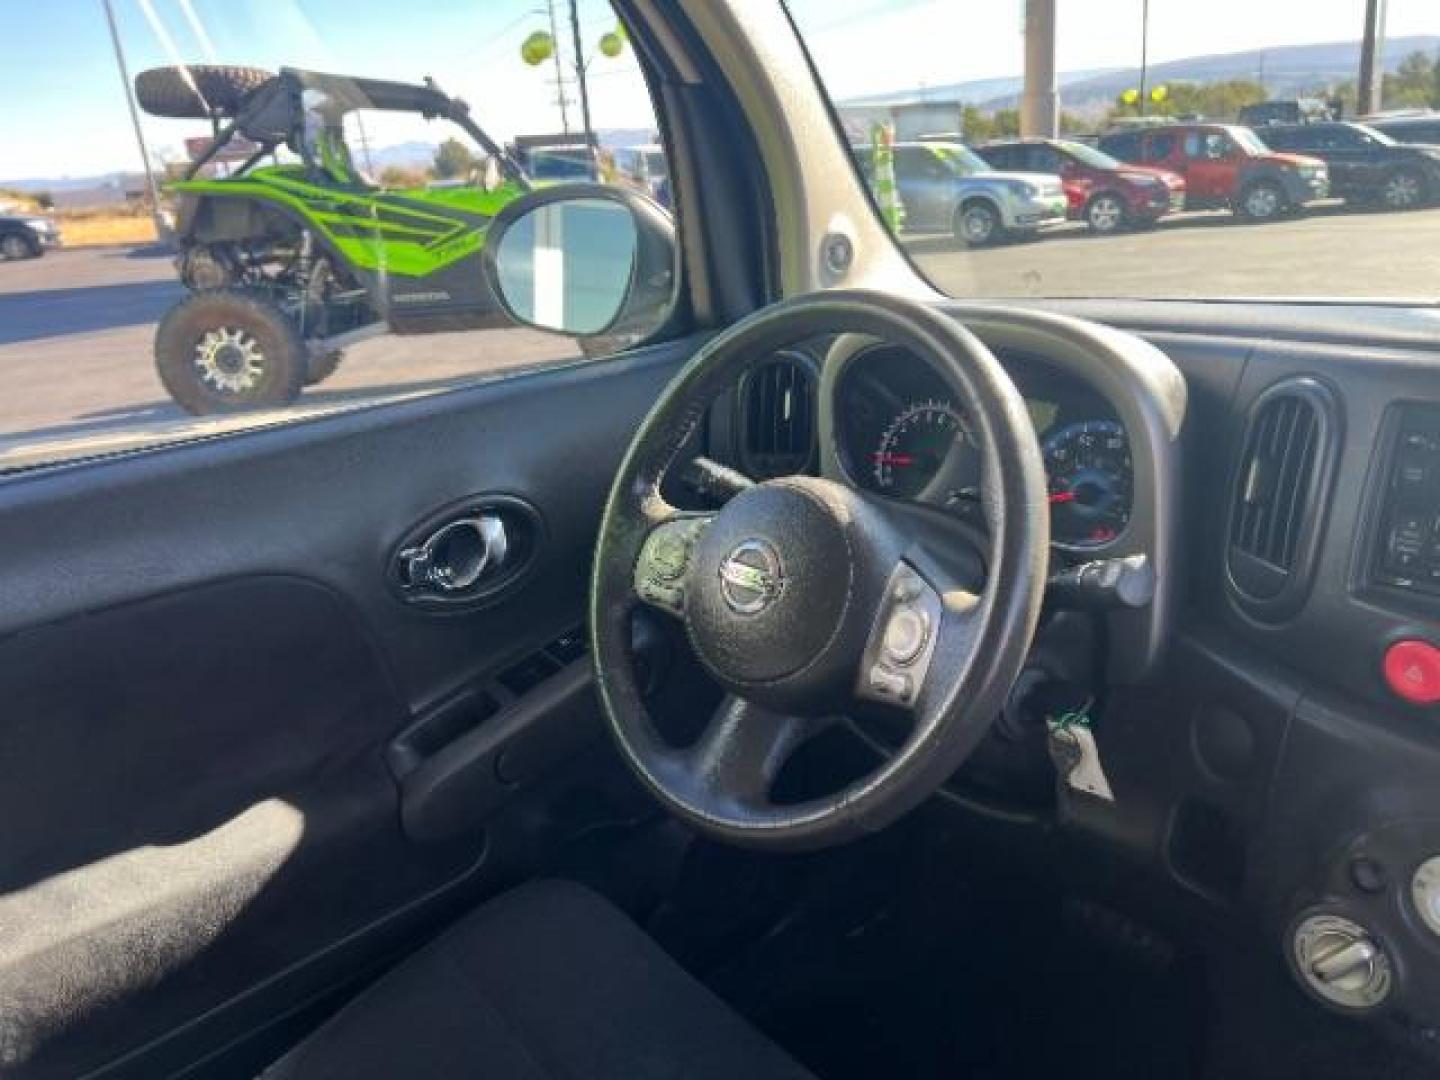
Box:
[1259,121,1440,209]
[0,212,60,260]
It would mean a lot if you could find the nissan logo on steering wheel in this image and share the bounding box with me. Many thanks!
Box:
[718,539,784,615]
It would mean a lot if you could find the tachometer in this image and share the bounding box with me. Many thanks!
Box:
[871,400,973,500]
[1043,420,1132,548]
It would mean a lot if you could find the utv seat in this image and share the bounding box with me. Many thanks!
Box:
[263,879,815,1080]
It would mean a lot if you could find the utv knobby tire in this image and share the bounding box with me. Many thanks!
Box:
[135,65,274,120]
[155,290,306,415]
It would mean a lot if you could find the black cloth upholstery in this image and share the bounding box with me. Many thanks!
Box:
[264,879,816,1080]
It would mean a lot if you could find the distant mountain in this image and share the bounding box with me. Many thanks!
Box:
[837,35,1440,115]
[981,35,1440,112]
[843,68,1124,108]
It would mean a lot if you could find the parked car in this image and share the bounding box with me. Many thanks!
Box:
[0,212,61,259]
[975,137,1186,234]
[1099,122,1329,220]
[1258,121,1440,210]
[852,141,1068,245]
[1365,113,1440,152]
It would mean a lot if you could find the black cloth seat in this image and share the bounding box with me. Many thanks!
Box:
[264,879,816,1079]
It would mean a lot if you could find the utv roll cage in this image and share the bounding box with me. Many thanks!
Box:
[184,67,530,190]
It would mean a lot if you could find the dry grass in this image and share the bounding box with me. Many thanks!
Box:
[55,206,158,248]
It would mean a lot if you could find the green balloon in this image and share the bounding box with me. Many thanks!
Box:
[521,31,554,67]
[598,31,624,59]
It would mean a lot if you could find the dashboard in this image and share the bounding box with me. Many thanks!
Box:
[831,342,1133,552]
[695,296,1440,1055]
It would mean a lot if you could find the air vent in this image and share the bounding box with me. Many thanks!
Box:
[1225,377,1340,621]
[739,351,816,478]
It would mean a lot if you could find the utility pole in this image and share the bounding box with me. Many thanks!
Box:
[1020,0,1058,138]
[101,0,168,240]
[1138,0,1150,116]
[568,0,596,150]
[545,0,572,133]
[1358,0,1386,117]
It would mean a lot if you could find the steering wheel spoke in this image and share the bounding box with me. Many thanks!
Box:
[687,695,832,807]
[632,509,714,617]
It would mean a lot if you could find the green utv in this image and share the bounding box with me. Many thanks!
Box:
[135,64,533,415]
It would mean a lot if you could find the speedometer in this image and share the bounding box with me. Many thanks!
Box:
[871,400,974,500]
[1043,420,1132,548]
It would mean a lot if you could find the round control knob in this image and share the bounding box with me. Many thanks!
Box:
[882,607,929,666]
[1411,857,1440,937]
[1291,913,1392,1012]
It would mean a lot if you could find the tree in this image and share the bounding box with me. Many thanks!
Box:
[1385,50,1436,109]
[1110,78,1266,123]
[432,138,477,180]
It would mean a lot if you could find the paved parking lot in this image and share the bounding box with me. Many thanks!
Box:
[2,202,1439,467]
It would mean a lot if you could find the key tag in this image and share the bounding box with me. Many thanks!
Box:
[1046,699,1115,803]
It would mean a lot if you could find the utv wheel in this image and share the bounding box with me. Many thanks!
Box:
[1085,193,1127,234]
[954,201,1001,246]
[155,290,306,415]
[134,65,274,120]
[0,234,36,260]
[1238,181,1284,221]
[1380,167,1426,210]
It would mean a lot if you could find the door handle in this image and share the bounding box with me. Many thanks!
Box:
[399,515,509,595]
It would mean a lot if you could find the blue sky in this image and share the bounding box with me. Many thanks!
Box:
[2,0,1436,181]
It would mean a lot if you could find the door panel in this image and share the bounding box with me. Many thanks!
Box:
[0,338,694,1077]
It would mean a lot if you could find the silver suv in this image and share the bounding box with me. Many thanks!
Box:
[854,140,1067,245]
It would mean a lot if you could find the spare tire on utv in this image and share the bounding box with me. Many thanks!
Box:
[135,65,274,120]
[155,290,307,415]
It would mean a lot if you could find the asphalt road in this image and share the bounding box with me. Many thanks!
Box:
[3,204,1439,467]
[0,246,574,467]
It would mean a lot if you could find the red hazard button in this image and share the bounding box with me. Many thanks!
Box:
[1383,639,1440,705]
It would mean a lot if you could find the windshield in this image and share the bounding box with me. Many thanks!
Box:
[1057,141,1122,169]
[1228,127,1272,155]
[1355,123,1398,145]
[930,143,992,175]
[787,0,1440,302]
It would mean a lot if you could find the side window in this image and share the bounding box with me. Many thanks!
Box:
[1031,147,1064,173]
[1,0,675,473]
[1102,132,1141,162]
[982,146,1017,170]
[1206,133,1234,159]
[1147,133,1176,161]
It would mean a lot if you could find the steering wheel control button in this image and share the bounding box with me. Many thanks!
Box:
[857,563,943,710]
[1412,857,1440,937]
[868,666,912,701]
[1382,639,1440,704]
[635,518,710,616]
[1291,914,1393,1012]
[882,607,930,666]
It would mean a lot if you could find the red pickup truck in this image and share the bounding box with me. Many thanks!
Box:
[1098,123,1330,220]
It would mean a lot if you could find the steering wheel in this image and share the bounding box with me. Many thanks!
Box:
[590,290,1050,850]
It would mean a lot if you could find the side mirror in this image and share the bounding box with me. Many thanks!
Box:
[482,184,676,348]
